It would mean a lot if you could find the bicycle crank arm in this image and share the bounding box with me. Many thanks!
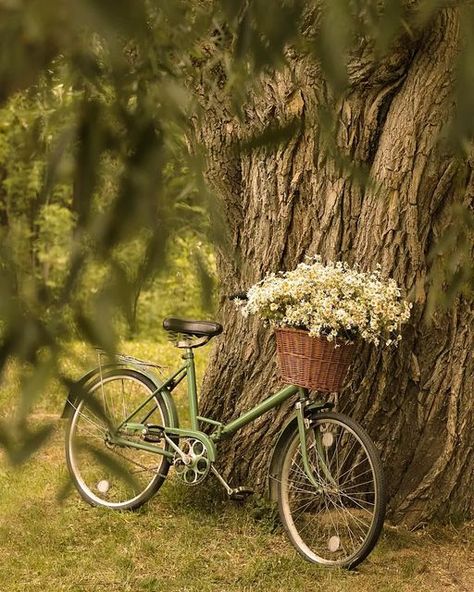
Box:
[211,466,254,500]
[163,432,190,464]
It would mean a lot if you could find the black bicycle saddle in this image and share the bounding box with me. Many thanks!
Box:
[163,318,223,338]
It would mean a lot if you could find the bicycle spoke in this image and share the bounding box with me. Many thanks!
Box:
[277,414,385,567]
[338,464,374,485]
[338,491,375,512]
[73,408,108,435]
[66,370,170,509]
[341,477,375,491]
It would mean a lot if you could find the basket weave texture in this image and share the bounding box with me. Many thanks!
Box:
[275,327,355,392]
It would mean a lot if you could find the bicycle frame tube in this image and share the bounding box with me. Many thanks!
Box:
[183,348,199,430]
[111,426,217,462]
[117,348,300,441]
[114,349,198,435]
[110,351,316,480]
[212,384,300,441]
[116,364,187,431]
[103,349,334,494]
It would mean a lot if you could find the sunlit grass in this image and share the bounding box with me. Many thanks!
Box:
[0,342,473,591]
[0,423,473,592]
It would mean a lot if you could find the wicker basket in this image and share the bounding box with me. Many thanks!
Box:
[274,327,355,392]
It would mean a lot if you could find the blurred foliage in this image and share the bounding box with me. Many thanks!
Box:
[0,0,472,463]
[135,234,216,340]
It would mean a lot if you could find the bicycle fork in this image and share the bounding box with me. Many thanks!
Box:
[295,400,338,492]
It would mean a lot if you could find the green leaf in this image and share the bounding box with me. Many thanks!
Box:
[0,422,55,466]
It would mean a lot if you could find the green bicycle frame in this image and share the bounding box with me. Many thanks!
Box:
[109,347,323,482]
[116,348,301,437]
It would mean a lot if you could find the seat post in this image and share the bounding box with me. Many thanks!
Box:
[183,347,199,430]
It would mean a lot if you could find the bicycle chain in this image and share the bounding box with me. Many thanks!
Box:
[108,435,165,477]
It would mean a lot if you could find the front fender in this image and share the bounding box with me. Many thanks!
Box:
[60,364,179,431]
[267,402,329,501]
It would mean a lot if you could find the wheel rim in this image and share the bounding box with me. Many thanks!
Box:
[68,374,167,508]
[280,417,380,566]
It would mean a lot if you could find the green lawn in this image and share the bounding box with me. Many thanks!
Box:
[0,342,473,592]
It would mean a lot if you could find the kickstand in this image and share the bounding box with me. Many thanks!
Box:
[211,466,254,501]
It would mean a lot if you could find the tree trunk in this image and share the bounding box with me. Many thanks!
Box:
[195,8,473,527]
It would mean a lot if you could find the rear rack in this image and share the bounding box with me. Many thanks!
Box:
[95,349,166,370]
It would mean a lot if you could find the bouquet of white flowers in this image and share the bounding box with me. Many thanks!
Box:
[239,256,411,347]
[237,257,412,391]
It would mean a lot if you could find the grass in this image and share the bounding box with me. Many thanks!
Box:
[1,341,473,591]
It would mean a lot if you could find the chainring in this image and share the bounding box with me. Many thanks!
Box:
[173,437,211,485]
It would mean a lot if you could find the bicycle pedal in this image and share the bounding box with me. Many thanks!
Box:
[143,434,163,443]
[142,424,164,442]
[228,486,254,501]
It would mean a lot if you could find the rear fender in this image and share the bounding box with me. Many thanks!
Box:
[61,363,179,431]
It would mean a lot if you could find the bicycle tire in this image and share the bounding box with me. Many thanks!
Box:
[65,368,173,510]
[274,411,386,568]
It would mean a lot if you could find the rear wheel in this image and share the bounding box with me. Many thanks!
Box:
[65,368,172,510]
[274,412,386,568]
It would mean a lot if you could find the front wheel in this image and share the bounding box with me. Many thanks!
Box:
[65,368,173,510]
[274,411,386,568]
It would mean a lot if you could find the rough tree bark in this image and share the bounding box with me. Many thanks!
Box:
[195,8,473,527]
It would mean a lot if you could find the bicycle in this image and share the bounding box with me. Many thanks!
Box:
[63,311,386,569]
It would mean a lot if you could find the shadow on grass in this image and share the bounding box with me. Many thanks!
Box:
[152,475,282,536]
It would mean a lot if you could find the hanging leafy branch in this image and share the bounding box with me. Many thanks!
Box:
[0,1,472,463]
